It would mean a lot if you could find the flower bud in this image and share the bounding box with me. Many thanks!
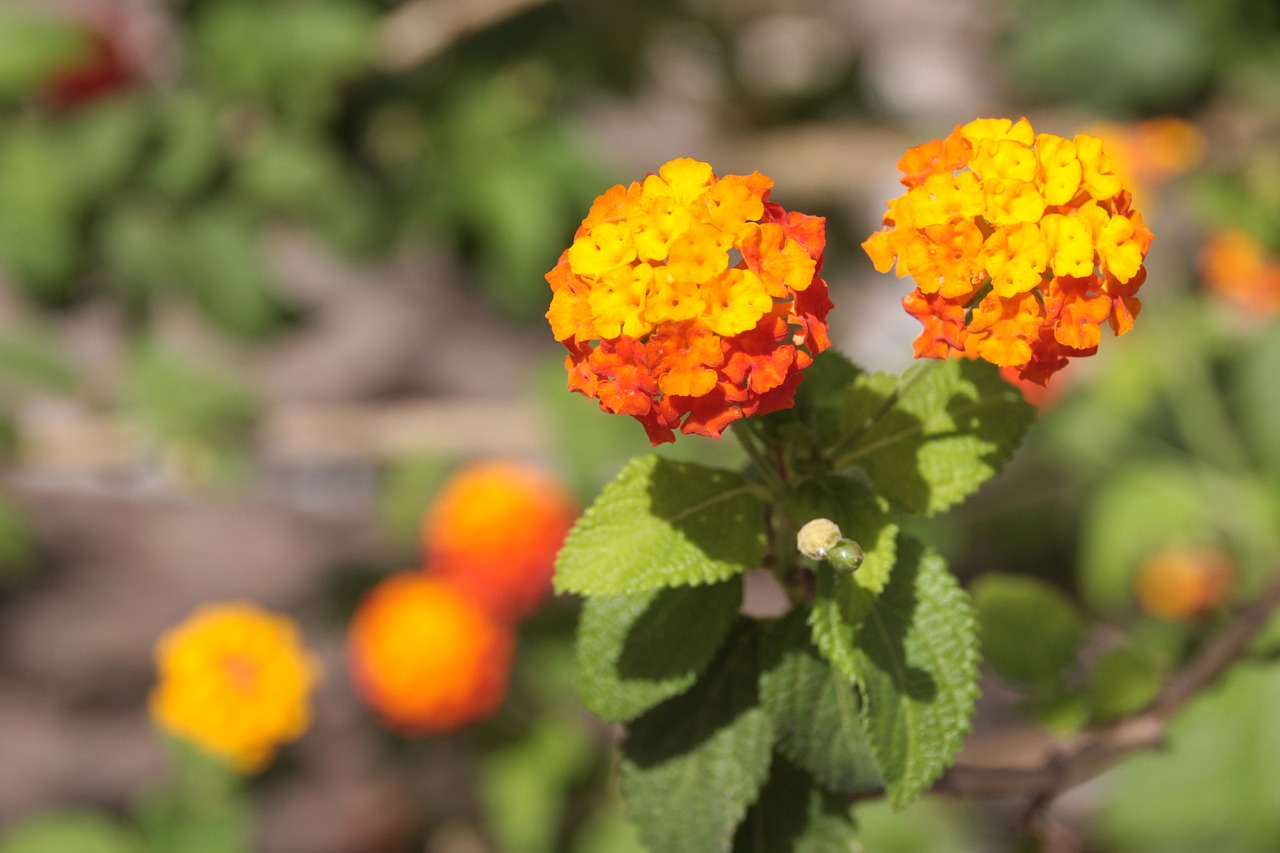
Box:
[827,540,865,574]
[797,518,843,561]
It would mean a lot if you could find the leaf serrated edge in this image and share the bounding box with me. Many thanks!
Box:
[553,454,659,595]
[863,549,981,809]
[554,454,764,597]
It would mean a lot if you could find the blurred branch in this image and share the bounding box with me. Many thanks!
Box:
[937,572,1280,802]
[374,0,554,71]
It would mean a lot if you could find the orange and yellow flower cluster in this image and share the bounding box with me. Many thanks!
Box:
[547,157,831,444]
[863,118,1154,384]
[150,603,320,772]
[347,460,577,734]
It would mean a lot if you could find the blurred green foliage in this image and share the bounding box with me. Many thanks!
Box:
[0,742,248,853]
[1002,0,1280,113]
[0,812,139,853]
[1098,660,1280,852]
[0,1,621,337]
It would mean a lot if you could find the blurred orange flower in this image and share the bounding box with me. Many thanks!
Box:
[1080,117,1205,206]
[864,117,1154,386]
[421,460,577,622]
[1200,229,1280,314]
[1134,548,1235,620]
[547,157,831,444]
[150,602,320,772]
[347,573,513,734]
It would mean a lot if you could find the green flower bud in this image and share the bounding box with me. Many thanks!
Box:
[826,539,865,574]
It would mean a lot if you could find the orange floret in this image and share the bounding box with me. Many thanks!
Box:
[1135,549,1235,620]
[150,603,320,772]
[421,461,577,622]
[863,117,1153,385]
[347,573,514,734]
[547,158,829,444]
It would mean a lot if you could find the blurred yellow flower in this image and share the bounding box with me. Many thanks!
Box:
[150,602,320,773]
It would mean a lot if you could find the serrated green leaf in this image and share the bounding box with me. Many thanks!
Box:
[800,477,900,684]
[576,577,743,722]
[791,349,865,440]
[731,754,857,853]
[620,621,773,853]
[841,370,901,434]
[972,573,1084,688]
[812,535,979,809]
[555,455,765,597]
[839,359,1034,516]
[759,609,881,794]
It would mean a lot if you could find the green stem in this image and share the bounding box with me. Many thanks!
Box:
[732,421,812,601]
[732,420,788,500]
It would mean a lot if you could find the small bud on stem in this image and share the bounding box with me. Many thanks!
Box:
[797,518,842,561]
[826,540,865,574]
[796,518,864,574]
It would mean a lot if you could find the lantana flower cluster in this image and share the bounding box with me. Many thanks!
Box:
[863,117,1154,384]
[1135,548,1235,621]
[347,460,577,734]
[150,603,320,772]
[347,573,514,735]
[1201,229,1280,315]
[547,157,831,444]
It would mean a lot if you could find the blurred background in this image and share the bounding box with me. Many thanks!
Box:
[2,0,1280,851]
